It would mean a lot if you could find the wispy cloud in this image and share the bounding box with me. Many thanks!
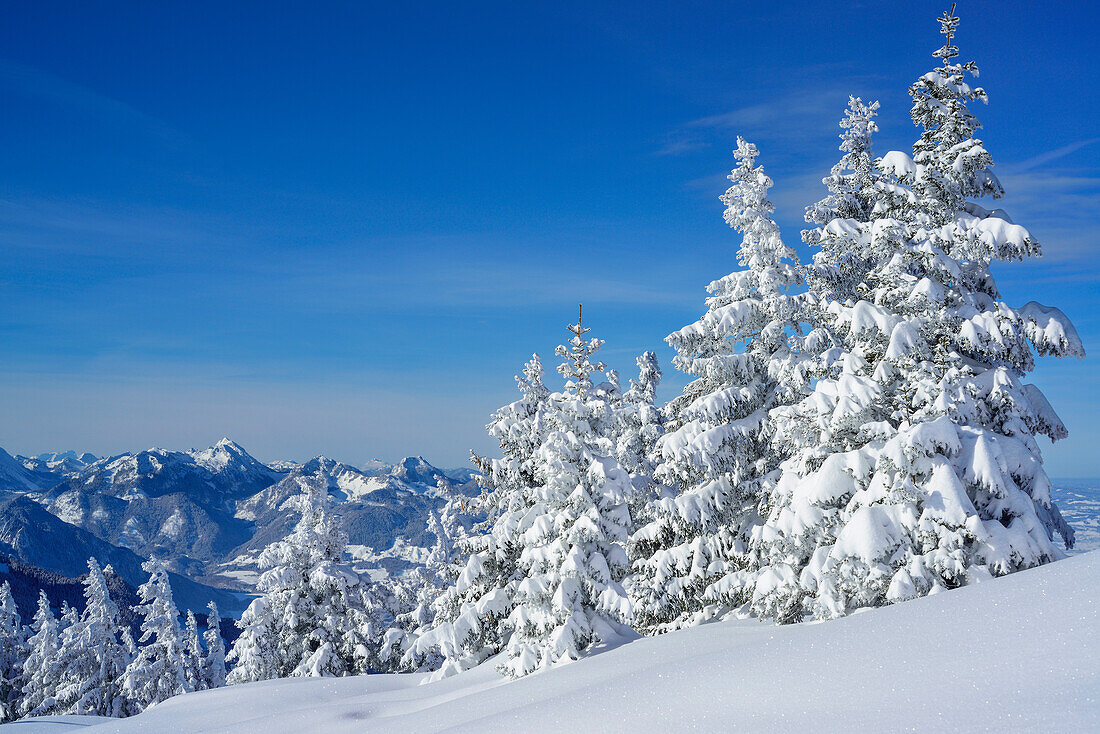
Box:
[0,58,185,143]
[653,137,708,157]
[653,87,865,158]
[994,140,1100,262]
[1012,139,1099,173]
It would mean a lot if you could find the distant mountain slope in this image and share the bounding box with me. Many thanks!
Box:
[2,439,481,599]
[40,440,283,573]
[0,446,56,492]
[19,450,99,479]
[48,438,281,505]
[213,456,478,586]
[0,494,250,618]
[1052,482,1100,554]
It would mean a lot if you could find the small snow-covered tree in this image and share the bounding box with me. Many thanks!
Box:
[389,494,479,674]
[182,610,203,692]
[121,559,188,710]
[203,603,226,689]
[414,354,551,677]
[629,139,806,633]
[20,592,61,718]
[423,314,633,678]
[54,559,130,717]
[0,582,25,723]
[225,597,279,684]
[228,477,371,681]
[380,511,455,673]
[751,9,1083,623]
[612,351,666,525]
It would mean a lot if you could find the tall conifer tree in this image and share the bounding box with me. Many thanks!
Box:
[630,139,806,632]
[752,8,1083,622]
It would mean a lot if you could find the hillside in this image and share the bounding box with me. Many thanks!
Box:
[0,495,250,618]
[13,550,1096,733]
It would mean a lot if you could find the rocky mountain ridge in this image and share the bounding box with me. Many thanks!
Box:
[0,439,478,611]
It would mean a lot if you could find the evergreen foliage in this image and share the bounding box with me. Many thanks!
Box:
[120,559,188,711]
[53,559,130,717]
[227,478,374,682]
[19,591,61,718]
[629,139,806,632]
[422,314,634,678]
[0,582,25,723]
[750,9,1083,622]
[203,603,227,690]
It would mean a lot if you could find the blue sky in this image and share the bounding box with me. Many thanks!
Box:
[1,1,1097,474]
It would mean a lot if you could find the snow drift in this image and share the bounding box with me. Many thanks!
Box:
[11,550,1097,733]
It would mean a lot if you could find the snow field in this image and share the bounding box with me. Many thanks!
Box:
[18,550,1093,734]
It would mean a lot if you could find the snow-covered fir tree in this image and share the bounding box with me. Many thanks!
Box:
[121,559,189,711]
[802,96,886,306]
[497,312,633,676]
[228,477,373,682]
[202,602,226,690]
[225,597,279,685]
[379,511,454,673]
[612,351,666,525]
[413,354,551,677]
[19,591,61,718]
[629,138,806,633]
[182,610,203,692]
[750,9,1084,623]
[421,314,633,677]
[388,489,479,674]
[0,582,25,723]
[53,559,130,717]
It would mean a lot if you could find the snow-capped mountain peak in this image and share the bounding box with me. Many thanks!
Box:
[190,438,276,479]
[390,456,448,488]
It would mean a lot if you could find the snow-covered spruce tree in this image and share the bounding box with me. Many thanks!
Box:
[20,591,61,718]
[380,511,455,673]
[802,96,886,306]
[422,315,633,678]
[751,9,1084,623]
[0,582,25,723]
[224,597,279,684]
[392,493,480,674]
[501,312,634,676]
[202,603,226,689]
[228,477,372,681]
[413,354,551,677]
[629,138,806,633]
[182,610,203,692]
[53,559,130,717]
[26,601,79,718]
[612,351,667,525]
[121,559,188,711]
[379,569,435,672]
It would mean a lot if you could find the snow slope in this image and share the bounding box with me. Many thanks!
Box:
[19,551,1097,733]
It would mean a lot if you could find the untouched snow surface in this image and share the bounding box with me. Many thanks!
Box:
[12,551,1098,733]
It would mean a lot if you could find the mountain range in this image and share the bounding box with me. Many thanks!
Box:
[0,439,478,618]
